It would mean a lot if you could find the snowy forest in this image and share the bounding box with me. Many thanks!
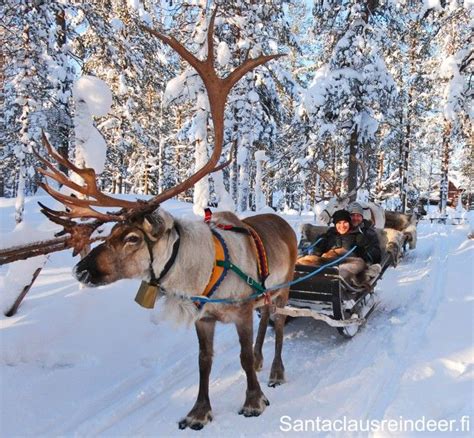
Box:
[0,0,472,219]
[1,1,474,436]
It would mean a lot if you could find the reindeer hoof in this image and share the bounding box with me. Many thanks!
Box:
[238,393,269,417]
[268,364,285,387]
[178,411,213,430]
[239,408,261,417]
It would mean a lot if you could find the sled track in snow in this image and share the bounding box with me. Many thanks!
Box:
[367,228,449,420]
[49,324,246,436]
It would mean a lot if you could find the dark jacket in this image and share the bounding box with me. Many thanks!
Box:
[354,220,382,264]
[299,221,381,264]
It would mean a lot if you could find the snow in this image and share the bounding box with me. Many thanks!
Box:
[254,150,268,211]
[237,146,248,165]
[216,41,231,66]
[73,76,113,117]
[191,94,210,216]
[1,197,473,436]
[0,219,56,250]
[73,77,111,174]
[420,0,442,17]
[212,170,235,212]
[80,126,108,174]
[110,17,124,32]
[164,69,202,104]
[439,53,466,121]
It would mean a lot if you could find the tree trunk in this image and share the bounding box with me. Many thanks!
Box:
[347,128,359,202]
[376,150,384,199]
[55,8,72,175]
[230,139,238,202]
[400,123,410,213]
[439,120,451,217]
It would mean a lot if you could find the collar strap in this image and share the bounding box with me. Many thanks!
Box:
[144,225,181,286]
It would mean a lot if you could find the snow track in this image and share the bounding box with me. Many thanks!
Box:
[1,214,473,437]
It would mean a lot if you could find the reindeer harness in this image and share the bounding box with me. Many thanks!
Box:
[196,209,270,308]
[135,210,270,309]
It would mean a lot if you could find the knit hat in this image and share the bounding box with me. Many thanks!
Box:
[332,209,352,224]
[348,202,364,216]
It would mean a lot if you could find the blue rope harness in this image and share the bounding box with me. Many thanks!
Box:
[302,237,323,255]
[190,246,357,306]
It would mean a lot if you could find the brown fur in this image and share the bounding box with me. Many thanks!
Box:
[73,208,297,430]
[385,211,417,249]
[384,228,405,266]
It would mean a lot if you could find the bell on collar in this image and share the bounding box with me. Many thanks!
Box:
[135,281,160,309]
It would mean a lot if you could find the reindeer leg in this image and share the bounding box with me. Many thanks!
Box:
[236,309,270,417]
[178,318,216,430]
[253,305,270,372]
[268,291,289,387]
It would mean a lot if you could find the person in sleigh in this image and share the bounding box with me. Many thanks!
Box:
[297,209,381,286]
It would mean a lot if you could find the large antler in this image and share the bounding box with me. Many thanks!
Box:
[138,8,283,209]
[29,8,283,258]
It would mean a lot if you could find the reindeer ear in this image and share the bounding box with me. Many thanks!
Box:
[142,209,174,240]
[143,214,164,240]
[156,208,174,231]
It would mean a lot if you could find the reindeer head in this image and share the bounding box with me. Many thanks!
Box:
[74,210,175,287]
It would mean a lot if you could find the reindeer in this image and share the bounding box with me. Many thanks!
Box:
[385,210,418,249]
[33,10,297,431]
[316,160,386,229]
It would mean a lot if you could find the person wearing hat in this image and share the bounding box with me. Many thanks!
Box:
[347,202,381,264]
[298,209,362,262]
[296,209,374,283]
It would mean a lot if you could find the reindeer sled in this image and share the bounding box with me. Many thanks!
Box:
[281,163,418,337]
[274,219,414,338]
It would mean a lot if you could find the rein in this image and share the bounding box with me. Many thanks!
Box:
[189,246,358,306]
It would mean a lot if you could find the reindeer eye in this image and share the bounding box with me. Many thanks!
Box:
[124,234,141,244]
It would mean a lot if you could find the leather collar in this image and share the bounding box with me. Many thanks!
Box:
[144,225,181,286]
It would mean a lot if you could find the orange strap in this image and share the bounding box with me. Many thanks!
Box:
[202,233,226,297]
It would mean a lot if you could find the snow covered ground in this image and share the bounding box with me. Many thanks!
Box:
[1,197,473,437]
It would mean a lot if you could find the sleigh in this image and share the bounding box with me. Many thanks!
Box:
[275,225,400,338]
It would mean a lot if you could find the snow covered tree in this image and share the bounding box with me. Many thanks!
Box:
[434,3,472,216]
[306,0,397,203]
[0,1,76,218]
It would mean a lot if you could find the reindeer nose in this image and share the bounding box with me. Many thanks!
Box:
[74,266,92,284]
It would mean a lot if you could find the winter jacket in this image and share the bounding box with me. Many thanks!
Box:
[355,220,382,264]
[300,222,381,264]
